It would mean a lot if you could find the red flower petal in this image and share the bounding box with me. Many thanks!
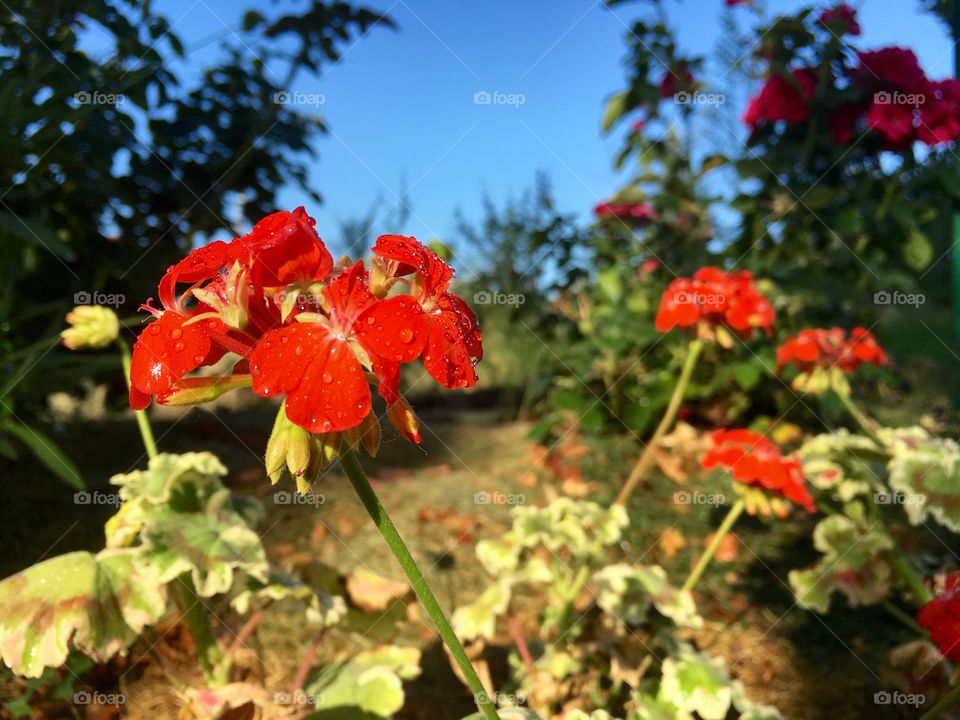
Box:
[241,207,333,287]
[129,313,225,398]
[249,323,370,433]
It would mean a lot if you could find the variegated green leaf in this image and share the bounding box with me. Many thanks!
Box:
[788,515,893,613]
[887,433,960,532]
[0,550,166,678]
[306,645,421,718]
[230,571,346,627]
[139,513,268,597]
[658,642,733,720]
[452,580,512,641]
[593,564,702,628]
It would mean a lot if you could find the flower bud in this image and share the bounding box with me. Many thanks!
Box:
[387,396,421,444]
[61,305,119,350]
[265,404,314,485]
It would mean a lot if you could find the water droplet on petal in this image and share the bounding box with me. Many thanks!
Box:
[322,371,333,383]
[399,328,414,343]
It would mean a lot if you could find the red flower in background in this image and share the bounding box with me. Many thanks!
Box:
[828,102,866,144]
[919,79,960,145]
[594,201,658,223]
[659,62,694,98]
[702,429,816,512]
[856,47,927,94]
[918,575,960,661]
[654,266,775,338]
[743,69,818,130]
[819,4,861,36]
[776,327,888,374]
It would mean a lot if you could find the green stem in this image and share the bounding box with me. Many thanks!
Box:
[835,391,882,445]
[117,338,158,459]
[682,497,746,593]
[887,550,932,606]
[339,449,502,720]
[174,575,222,684]
[616,338,703,506]
[880,600,925,635]
[555,564,591,638]
[921,679,960,720]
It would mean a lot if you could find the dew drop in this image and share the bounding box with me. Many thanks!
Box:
[322,371,334,383]
[399,328,414,343]
[294,345,303,356]
[174,341,186,352]
[170,328,183,340]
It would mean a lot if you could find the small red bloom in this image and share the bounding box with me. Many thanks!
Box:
[371,235,483,390]
[918,575,960,662]
[594,201,658,223]
[918,79,960,145]
[237,206,333,288]
[702,429,816,512]
[776,327,888,374]
[856,48,927,94]
[654,266,775,338]
[659,62,694,99]
[742,69,818,130]
[819,4,861,36]
[828,102,865,144]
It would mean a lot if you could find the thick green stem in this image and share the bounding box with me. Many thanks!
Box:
[174,575,223,684]
[117,338,158,459]
[616,338,703,506]
[835,391,882,445]
[921,679,960,720]
[339,449,501,720]
[887,551,932,606]
[682,497,746,593]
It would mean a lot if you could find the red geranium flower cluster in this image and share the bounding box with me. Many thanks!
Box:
[918,574,960,661]
[819,4,860,36]
[128,207,482,438]
[855,47,960,147]
[741,5,960,148]
[702,429,816,512]
[594,200,658,223]
[742,69,818,130]
[776,327,888,374]
[654,267,775,339]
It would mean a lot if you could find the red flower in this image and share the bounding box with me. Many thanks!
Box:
[856,48,927,94]
[918,79,960,145]
[726,0,749,5]
[371,235,483,390]
[654,266,775,338]
[819,4,861,36]
[918,575,960,662]
[702,429,816,512]
[776,327,888,374]
[865,100,917,146]
[630,118,645,134]
[236,207,333,288]
[594,201,658,223]
[249,262,423,433]
[659,62,694,99]
[743,69,818,130]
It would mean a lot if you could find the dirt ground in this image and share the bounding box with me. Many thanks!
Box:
[0,399,939,719]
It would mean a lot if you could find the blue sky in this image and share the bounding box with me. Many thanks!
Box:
[154,0,954,251]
